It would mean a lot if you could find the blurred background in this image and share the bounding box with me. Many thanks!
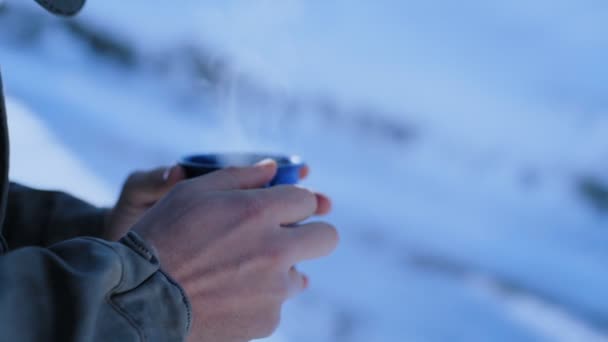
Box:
[2,0,608,341]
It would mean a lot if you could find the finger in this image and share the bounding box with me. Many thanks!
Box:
[287,266,309,298]
[252,185,318,224]
[125,165,185,203]
[314,193,332,215]
[163,165,186,185]
[282,222,339,263]
[191,159,277,191]
[299,165,310,180]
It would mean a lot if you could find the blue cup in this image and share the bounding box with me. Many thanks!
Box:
[179,153,305,186]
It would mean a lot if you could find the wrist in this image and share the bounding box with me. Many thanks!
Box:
[118,231,193,339]
[131,227,192,306]
[131,226,173,275]
[120,231,158,262]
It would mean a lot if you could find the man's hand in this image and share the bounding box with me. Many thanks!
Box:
[105,163,313,242]
[104,165,186,241]
[133,161,337,342]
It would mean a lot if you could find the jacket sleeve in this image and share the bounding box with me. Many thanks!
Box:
[0,231,191,341]
[3,182,110,249]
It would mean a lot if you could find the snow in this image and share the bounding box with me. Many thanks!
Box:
[2,1,608,341]
[5,96,114,205]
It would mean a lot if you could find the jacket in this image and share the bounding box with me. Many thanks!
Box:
[0,70,191,341]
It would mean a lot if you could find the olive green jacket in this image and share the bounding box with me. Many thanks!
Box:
[0,71,191,341]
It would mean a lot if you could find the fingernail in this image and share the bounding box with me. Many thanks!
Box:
[255,158,276,167]
[162,166,174,182]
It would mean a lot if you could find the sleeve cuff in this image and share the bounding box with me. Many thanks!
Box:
[118,231,192,333]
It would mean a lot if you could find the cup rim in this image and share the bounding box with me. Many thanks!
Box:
[179,153,304,168]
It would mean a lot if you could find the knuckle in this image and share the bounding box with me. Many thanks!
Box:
[263,244,289,268]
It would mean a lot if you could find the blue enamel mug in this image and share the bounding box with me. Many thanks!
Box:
[179,153,305,186]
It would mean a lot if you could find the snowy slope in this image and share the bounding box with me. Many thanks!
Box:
[2,1,608,341]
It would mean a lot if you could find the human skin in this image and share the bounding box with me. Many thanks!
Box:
[105,163,326,240]
[107,161,337,341]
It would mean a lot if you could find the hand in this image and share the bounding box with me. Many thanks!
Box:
[104,165,186,241]
[105,163,313,241]
[133,161,337,342]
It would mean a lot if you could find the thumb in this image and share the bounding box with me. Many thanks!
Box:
[191,158,278,191]
[124,165,186,203]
